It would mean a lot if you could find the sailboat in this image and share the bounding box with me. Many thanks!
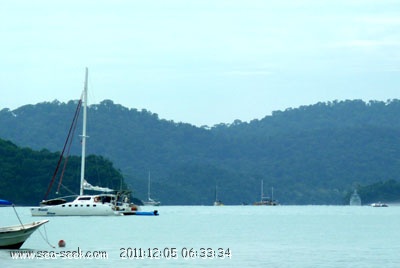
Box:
[143,172,161,206]
[253,180,278,206]
[349,189,361,206]
[213,183,223,206]
[30,68,137,216]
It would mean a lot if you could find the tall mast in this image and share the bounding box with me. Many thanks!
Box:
[215,183,218,202]
[148,171,151,200]
[271,186,274,201]
[80,68,88,195]
[261,179,264,201]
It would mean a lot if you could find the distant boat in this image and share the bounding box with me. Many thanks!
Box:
[143,172,161,206]
[121,210,159,216]
[0,199,48,249]
[30,68,137,216]
[349,190,362,206]
[253,180,278,206]
[370,202,388,207]
[213,183,224,206]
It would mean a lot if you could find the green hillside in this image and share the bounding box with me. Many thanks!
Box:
[0,139,127,205]
[1,99,400,205]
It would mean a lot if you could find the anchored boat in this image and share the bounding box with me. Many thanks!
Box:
[30,68,138,216]
[0,199,48,249]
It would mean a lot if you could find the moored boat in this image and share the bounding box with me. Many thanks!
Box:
[253,180,279,206]
[143,172,161,206]
[213,183,224,206]
[370,202,388,207]
[121,210,159,216]
[0,199,49,249]
[30,68,136,216]
[349,189,362,206]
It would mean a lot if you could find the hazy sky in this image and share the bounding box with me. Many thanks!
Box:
[1,0,399,126]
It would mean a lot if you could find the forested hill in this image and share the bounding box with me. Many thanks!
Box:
[0,139,126,205]
[1,99,400,205]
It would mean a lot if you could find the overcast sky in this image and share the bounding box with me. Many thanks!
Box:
[1,0,399,126]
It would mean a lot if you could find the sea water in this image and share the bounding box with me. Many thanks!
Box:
[1,205,399,268]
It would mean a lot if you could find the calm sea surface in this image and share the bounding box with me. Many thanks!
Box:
[1,205,399,268]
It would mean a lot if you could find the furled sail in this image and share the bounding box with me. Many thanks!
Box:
[83,180,114,192]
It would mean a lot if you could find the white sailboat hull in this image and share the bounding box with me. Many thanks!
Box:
[31,203,117,216]
[30,194,127,216]
[143,202,160,206]
[143,198,160,206]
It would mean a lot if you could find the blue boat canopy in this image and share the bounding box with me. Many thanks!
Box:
[0,199,13,206]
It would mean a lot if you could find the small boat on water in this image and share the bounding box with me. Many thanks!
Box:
[121,210,159,216]
[253,180,278,206]
[370,202,388,207]
[254,197,279,206]
[143,172,161,206]
[0,199,48,249]
[349,189,362,206]
[213,200,224,206]
[213,183,224,206]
